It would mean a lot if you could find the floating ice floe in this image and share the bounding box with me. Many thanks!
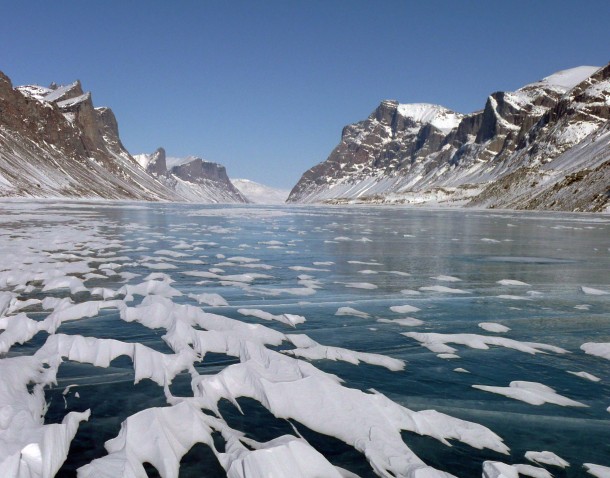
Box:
[223,435,350,478]
[348,261,381,266]
[335,307,370,319]
[431,275,462,282]
[0,353,92,478]
[497,279,530,286]
[227,256,260,264]
[496,294,531,300]
[473,381,586,407]
[185,270,273,284]
[154,249,190,258]
[188,292,229,307]
[420,285,469,294]
[482,461,519,478]
[513,463,554,478]
[581,342,610,360]
[585,463,610,478]
[478,323,511,333]
[238,308,306,327]
[525,450,570,468]
[581,286,609,295]
[284,334,405,371]
[483,462,553,478]
[42,275,88,294]
[437,353,460,359]
[377,317,424,327]
[344,282,378,290]
[290,265,329,272]
[390,305,420,314]
[567,370,601,382]
[400,289,422,295]
[249,285,318,297]
[403,332,568,355]
[119,278,182,301]
[217,261,274,270]
[140,262,178,270]
[191,342,509,477]
[77,401,223,478]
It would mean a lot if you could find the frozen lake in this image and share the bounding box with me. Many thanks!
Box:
[1,200,609,477]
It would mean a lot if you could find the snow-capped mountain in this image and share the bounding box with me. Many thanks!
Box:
[231,179,289,204]
[288,64,610,212]
[0,71,245,203]
[135,148,247,203]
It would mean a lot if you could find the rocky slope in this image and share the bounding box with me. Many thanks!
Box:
[134,148,247,203]
[0,71,245,203]
[288,64,610,212]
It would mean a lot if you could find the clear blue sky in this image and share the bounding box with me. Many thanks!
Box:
[1,1,608,189]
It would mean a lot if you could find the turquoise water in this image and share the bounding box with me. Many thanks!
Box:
[2,201,609,477]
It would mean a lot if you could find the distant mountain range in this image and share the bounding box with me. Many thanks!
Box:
[2,65,609,211]
[0,71,246,203]
[288,64,610,212]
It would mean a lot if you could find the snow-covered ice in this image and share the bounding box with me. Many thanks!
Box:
[473,381,586,407]
[525,450,570,468]
[479,322,511,333]
[0,202,608,477]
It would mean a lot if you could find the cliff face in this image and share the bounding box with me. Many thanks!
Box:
[0,72,247,203]
[288,64,610,212]
[0,73,177,200]
[134,149,248,203]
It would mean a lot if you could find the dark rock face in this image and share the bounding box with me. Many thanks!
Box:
[145,147,168,176]
[169,157,248,203]
[0,73,86,159]
[171,158,228,182]
[288,63,610,212]
[0,71,246,203]
[135,149,248,203]
[0,72,179,200]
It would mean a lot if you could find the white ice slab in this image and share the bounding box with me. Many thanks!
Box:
[474,382,586,407]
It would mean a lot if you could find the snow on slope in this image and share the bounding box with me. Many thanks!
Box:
[231,179,289,204]
[396,103,463,133]
[166,155,201,168]
[538,66,601,90]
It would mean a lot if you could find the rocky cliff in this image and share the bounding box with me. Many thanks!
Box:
[288,64,610,212]
[0,73,178,200]
[0,72,246,203]
[134,148,247,203]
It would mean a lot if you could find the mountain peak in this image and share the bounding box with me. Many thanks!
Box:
[395,103,463,133]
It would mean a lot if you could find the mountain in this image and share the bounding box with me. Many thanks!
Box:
[288,64,610,212]
[134,148,248,203]
[0,71,245,203]
[231,179,289,204]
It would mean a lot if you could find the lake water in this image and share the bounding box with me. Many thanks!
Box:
[1,201,609,477]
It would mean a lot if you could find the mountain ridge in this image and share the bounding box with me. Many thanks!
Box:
[287,64,610,212]
[0,72,246,203]
[135,148,248,203]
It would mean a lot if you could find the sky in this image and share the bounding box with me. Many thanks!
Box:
[1,1,608,189]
